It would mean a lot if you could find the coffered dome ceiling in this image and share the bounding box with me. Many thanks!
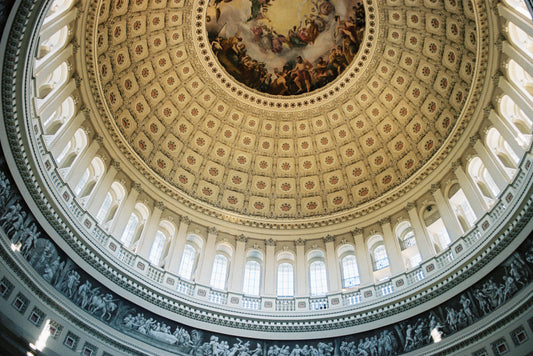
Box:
[87,0,484,222]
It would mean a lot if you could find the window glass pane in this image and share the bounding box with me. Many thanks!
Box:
[55,141,71,164]
[374,245,390,270]
[120,214,139,246]
[449,188,477,227]
[178,245,196,280]
[341,255,360,288]
[74,169,89,195]
[96,192,112,222]
[148,231,166,265]
[210,254,228,290]
[277,263,294,297]
[242,261,261,296]
[309,261,328,296]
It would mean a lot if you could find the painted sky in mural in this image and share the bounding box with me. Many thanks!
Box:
[207,0,365,95]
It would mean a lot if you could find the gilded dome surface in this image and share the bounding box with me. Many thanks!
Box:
[88,0,483,223]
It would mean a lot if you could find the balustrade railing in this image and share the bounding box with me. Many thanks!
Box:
[436,250,455,269]
[242,296,261,310]
[176,279,194,296]
[406,268,425,284]
[376,282,394,297]
[343,291,362,306]
[208,290,228,305]
[276,298,295,311]
[309,297,328,310]
[147,265,164,284]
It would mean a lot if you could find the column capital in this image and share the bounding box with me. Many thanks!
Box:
[469,134,481,145]
[482,104,493,119]
[295,238,305,246]
[180,216,191,225]
[155,201,165,211]
[406,202,416,211]
[379,217,391,226]
[430,183,441,193]
[351,227,363,236]
[133,182,142,192]
[208,226,218,235]
[266,238,276,247]
[323,234,336,243]
[110,159,120,170]
[237,234,248,243]
[95,134,104,144]
[451,160,462,170]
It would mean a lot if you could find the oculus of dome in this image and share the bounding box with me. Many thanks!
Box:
[206,0,366,96]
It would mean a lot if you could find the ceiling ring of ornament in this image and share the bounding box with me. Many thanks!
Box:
[85,0,489,226]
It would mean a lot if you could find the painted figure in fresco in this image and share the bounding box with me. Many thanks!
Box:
[291,56,313,93]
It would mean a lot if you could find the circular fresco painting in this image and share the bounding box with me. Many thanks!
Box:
[206,0,365,96]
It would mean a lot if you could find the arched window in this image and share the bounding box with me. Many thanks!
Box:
[507,59,533,99]
[121,214,139,246]
[73,157,105,199]
[341,254,360,288]
[210,254,228,290]
[36,62,69,99]
[308,250,328,296]
[423,204,451,252]
[96,192,113,222]
[37,25,69,61]
[503,0,532,20]
[74,169,90,196]
[468,157,500,204]
[486,128,520,175]
[372,245,389,270]
[499,95,532,140]
[448,184,477,232]
[95,182,126,225]
[395,221,422,269]
[178,244,197,280]
[56,128,87,169]
[309,261,328,296]
[120,203,149,248]
[148,230,166,265]
[242,260,261,296]
[44,0,75,22]
[42,96,75,138]
[277,263,294,297]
